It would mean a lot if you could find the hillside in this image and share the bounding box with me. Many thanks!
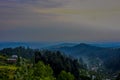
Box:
[0,44,120,79]
[50,43,120,73]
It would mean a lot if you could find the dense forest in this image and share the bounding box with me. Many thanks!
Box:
[51,43,120,73]
[0,46,120,80]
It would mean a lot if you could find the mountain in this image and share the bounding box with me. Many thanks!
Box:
[50,43,120,73]
[47,42,77,49]
[52,43,120,57]
[90,42,120,48]
[0,42,77,50]
[51,43,103,56]
[0,42,50,49]
[0,42,120,50]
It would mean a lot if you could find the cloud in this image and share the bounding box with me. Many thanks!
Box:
[0,0,120,42]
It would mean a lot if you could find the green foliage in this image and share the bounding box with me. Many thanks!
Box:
[35,50,84,79]
[57,70,75,80]
[34,61,55,80]
[0,47,112,80]
[14,57,55,80]
[0,55,6,60]
[0,69,9,80]
[0,67,16,80]
[14,58,34,80]
[0,55,7,65]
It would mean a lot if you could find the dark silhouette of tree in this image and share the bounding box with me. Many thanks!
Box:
[34,50,85,80]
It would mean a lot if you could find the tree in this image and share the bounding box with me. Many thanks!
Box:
[15,58,55,80]
[16,54,20,66]
[34,50,85,80]
[14,58,34,80]
[33,61,55,80]
[57,70,75,80]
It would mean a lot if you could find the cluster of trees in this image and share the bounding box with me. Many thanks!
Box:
[15,58,75,80]
[15,60,55,80]
[0,46,35,58]
[0,49,87,80]
[15,50,120,80]
[0,49,92,80]
[34,50,87,80]
[1,46,120,74]
[1,46,120,80]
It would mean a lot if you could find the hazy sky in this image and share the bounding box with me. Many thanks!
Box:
[0,0,120,42]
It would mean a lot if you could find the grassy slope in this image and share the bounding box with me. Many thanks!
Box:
[0,54,17,80]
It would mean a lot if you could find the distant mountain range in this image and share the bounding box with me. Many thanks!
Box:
[0,42,120,50]
[50,43,120,56]
[90,42,120,48]
[0,42,53,49]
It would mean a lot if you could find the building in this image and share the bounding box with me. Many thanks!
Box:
[7,55,18,64]
[11,55,18,59]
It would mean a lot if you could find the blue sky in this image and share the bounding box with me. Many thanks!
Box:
[0,0,120,42]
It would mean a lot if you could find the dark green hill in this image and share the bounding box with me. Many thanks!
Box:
[51,43,120,73]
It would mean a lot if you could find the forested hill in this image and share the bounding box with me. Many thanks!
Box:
[0,48,97,80]
[50,43,120,73]
[0,44,120,78]
[0,46,36,58]
[51,43,120,57]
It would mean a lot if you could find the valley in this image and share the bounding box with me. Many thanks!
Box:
[0,43,120,80]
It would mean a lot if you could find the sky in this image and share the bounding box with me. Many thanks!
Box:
[0,0,120,42]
